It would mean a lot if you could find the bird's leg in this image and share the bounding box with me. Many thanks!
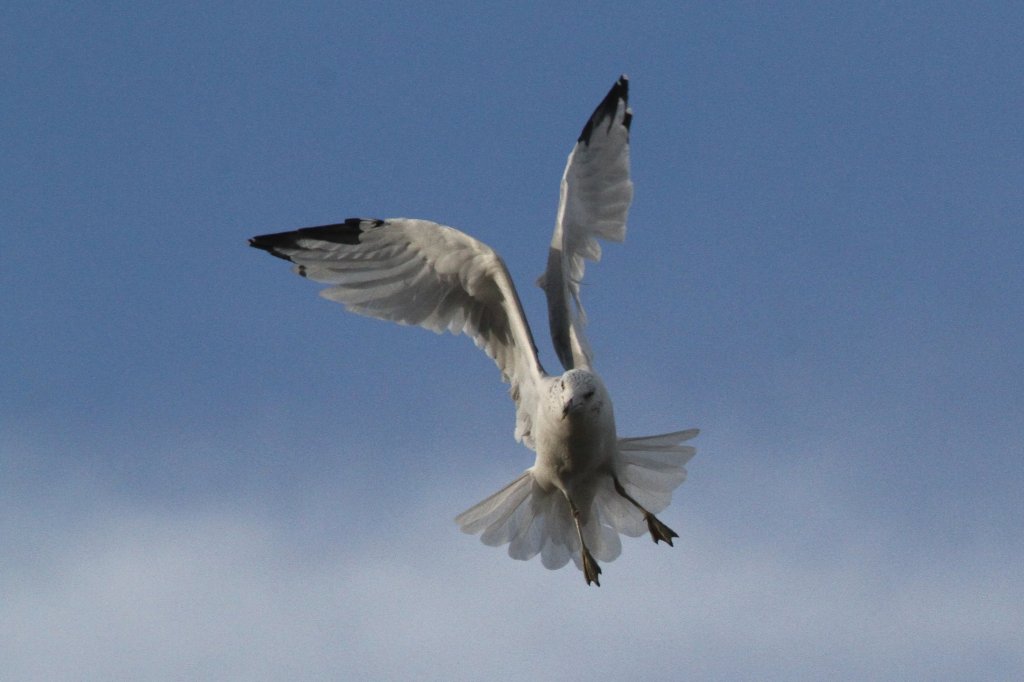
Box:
[613,477,678,545]
[565,494,601,586]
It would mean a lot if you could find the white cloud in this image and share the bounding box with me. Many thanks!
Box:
[2,451,1021,681]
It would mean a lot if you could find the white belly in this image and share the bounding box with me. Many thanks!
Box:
[531,397,617,496]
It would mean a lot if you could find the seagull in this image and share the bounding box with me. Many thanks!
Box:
[250,75,697,586]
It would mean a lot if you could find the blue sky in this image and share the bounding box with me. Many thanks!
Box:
[3,2,1022,679]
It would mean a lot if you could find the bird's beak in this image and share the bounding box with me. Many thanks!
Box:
[562,399,574,419]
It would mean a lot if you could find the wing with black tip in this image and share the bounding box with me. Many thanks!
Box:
[250,218,547,447]
[538,75,633,371]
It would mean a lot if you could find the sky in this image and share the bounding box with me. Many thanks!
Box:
[2,2,1022,679]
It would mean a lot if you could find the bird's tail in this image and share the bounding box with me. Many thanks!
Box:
[455,428,698,572]
[454,470,622,571]
[599,428,698,537]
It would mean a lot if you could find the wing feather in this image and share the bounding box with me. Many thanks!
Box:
[538,75,633,371]
[250,218,546,446]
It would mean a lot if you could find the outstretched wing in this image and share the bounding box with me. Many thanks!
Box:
[538,75,633,371]
[250,218,547,447]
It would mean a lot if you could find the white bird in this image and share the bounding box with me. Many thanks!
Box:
[250,76,697,586]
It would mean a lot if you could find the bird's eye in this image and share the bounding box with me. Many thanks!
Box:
[584,390,595,400]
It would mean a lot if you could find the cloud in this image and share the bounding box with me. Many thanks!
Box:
[3,443,1021,681]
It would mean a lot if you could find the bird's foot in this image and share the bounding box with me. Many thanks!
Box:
[581,548,602,587]
[645,513,678,546]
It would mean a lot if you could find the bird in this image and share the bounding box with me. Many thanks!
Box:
[249,75,698,586]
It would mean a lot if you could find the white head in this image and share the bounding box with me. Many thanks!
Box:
[555,369,602,419]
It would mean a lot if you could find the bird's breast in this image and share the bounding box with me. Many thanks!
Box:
[531,406,616,492]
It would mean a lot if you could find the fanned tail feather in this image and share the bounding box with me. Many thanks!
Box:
[602,429,699,534]
[456,429,696,575]
[454,472,533,539]
[456,470,624,573]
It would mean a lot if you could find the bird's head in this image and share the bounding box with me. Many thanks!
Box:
[557,369,601,419]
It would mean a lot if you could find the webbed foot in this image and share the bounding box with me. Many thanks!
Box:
[644,513,678,546]
[614,476,680,546]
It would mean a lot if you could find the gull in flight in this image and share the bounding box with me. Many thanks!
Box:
[250,76,697,586]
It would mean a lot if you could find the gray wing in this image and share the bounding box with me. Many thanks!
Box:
[251,218,547,447]
[538,75,633,371]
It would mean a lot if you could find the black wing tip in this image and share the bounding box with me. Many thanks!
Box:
[249,234,295,261]
[577,75,631,145]
[249,218,386,258]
